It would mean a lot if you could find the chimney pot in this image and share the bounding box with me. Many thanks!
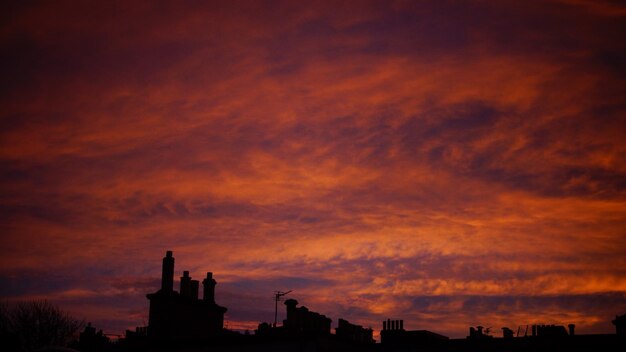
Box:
[190,280,199,300]
[180,271,192,297]
[161,251,175,292]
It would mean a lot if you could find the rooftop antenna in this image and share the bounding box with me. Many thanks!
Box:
[273,290,292,327]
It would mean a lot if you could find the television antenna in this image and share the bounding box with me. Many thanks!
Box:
[273,290,292,327]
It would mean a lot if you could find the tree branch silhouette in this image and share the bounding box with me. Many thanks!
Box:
[0,300,84,351]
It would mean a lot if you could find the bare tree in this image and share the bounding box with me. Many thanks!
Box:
[2,300,84,351]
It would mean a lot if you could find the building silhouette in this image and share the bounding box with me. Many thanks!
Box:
[78,322,110,352]
[84,250,625,352]
[256,298,333,339]
[145,251,227,343]
[335,318,374,344]
[283,298,332,336]
[381,318,449,348]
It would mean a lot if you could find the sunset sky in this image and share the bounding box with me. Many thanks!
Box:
[1,0,625,339]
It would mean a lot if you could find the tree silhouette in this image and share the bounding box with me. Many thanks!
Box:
[0,300,84,351]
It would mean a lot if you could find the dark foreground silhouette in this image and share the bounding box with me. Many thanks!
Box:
[50,251,626,351]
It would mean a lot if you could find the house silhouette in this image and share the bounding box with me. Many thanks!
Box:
[145,251,227,343]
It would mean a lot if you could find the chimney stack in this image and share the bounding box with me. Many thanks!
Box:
[161,251,174,292]
[284,299,298,325]
[202,272,216,303]
[180,271,191,297]
[383,321,387,331]
[190,280,199,300]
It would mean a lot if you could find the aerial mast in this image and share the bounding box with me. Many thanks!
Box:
[273,290,292,327]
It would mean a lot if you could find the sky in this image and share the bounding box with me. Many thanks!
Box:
[1,0,625,340]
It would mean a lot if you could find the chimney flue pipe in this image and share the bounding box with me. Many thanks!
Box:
[202,272,216,303]
[161,251,174,292]
[190,280,199,300]
[180,271,191,297]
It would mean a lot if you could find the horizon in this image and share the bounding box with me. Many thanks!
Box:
[1,0,625,340]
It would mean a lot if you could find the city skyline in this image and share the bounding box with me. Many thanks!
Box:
[1,0,625,339]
